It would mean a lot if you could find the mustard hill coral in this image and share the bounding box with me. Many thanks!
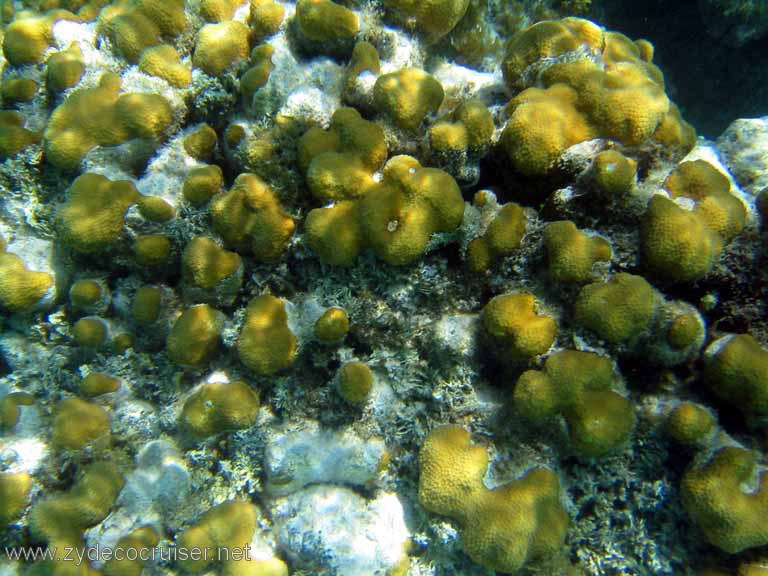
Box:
[429,99,494,155]
[304,200,363,266]
[237,295,296,375]
[574,273,659,345]
[181,380,260,438]
[651,102,697,152]
[134,234,172,266]
[306,155,464,266]
[501,83,595,177]
[466,200,527,273]
[502,18,605,89]
[0,110,41,159]
[183,124,218,162]
[178,501,288,575]
[98,0,186,63]
[104,527,160,576]
[641,299,706,366]
[0,391,34,430]
[200,0,240,22]
[240,44,275,109]
[193,21,250,76]
[44,72,172,170]
[418,425,568,573]
[166,305,225,368]
[591,149,637,197]
[46,43,85,92]
[225,123,247,148]
[499,18,695,176]
[0,472,32,525]
[80,372,121,397]
[344,41,380,98]
[705,334,768,426]
[665,402,716,446]
[544,221,611,283]
[482,292,557,370]
[138,44,191,87]
[419,425,488,521]
[373,68,444,130]
[113,332,135,354]
[2,78,38,102]
[295,0,359,44]
[337,361,373,404]
[298,107,387,202]
[738,562,768,576]
[514,350,635,458]
[137,195,175,222]
[359,155,464,265]
[30,461,124,548]
[51,397,110,450]
[3,10,76,66]
[58,173,141,253]
[314,307,349,342]
[663,159,747,241]
[69,279,104,309]
[131,285,163,325]
[641,194,724,283]
[72,316,109,348]
[249,0,285,41]
[183,165,224,206]
[0,250,54,312]
[211,173,295,262]
[383,0,469,44]
[681,447,768,553]
[182,236,243,292]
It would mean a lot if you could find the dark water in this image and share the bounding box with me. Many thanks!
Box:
[600,0,768,138]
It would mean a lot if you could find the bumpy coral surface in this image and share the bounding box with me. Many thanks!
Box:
[544,220,612,283]
[237,295,297,374]
[0,250,53,312]
[44,72,172,170]
[514,350,635,457]
[419,425,568,573]
[181,380,260,437]
[482,292,558,369]
[211,173,295,262]
[681,447,768,553]
[705,334,768,426]
[499,17,696,176]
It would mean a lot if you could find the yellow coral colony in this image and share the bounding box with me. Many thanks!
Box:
[500,18,695,177]
[178,501,288,575]
[642,160,746,282]
[211,173,295,262]
[314,306,350,342]
[0,250,53,312]
[302,125,465,266]
[482,292,557,370]
[419,425,568,573]
[44,72,172,170]
[30,462,124,552]
[59,173,141,252]
[467,201,527,273]
[181,380,260,437]
[237,295,296,374]
[166,305,225,368]
[514,350,635,457]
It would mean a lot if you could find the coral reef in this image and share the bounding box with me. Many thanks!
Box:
[0,3,766,576]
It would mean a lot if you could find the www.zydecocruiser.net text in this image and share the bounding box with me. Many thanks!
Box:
[4,544,256,566]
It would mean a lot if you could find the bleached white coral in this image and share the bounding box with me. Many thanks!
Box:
[271,485,409,576]
[264,419,387,495]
